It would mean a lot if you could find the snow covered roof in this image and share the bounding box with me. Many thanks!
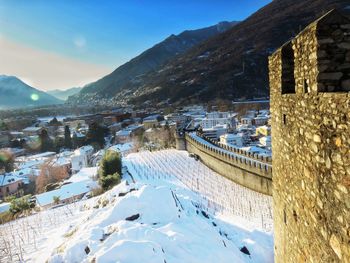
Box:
[220,133,244,139]
[0,174,23,187]
[23,127,42,132]
[240,146,271,157]
[12,168,33,177]
[52,156,71,167]
[254,116,269,120]
[27,152,56,160]
[74,145,93,156]
[109,143,133,153]
[11,168,34,184]
[66,167,98,183]
[109,123,122,128]
[143,115,160,122]
[16,158,46,170]
[9,131,24,136]
[203,124,228,131]
[116,130,131,137]
[35,181,96,207]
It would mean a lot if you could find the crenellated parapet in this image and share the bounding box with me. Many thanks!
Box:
[196,132,272,164]
[185,132,272,195]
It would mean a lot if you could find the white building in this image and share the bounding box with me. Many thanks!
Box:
[202,125,228,140]
[115,125,142,143]
[164,113,188,124]
[201,112,236,130]
[71,145,94,172]
[206,112,231,119]
[253,116,269,126]
[240,117,253,126]
[220,133,244,147]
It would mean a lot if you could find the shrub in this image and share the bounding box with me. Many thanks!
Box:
[0,211,14,224]
[53,196,60,205]
[99,173,121,191]
[91,186,104,197]
[98,150,122,191]
[9,196,31,215]
[99,150,122,178]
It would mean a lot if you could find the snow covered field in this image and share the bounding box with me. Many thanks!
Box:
[0,149,273,263]
[127,150,273,231]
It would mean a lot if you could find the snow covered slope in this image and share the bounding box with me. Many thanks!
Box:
[0,150,273,263]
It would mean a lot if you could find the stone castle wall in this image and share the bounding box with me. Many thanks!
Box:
[271,10,350,263]
[185,133,272,195]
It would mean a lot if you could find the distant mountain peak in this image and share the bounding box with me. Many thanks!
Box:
[0,75,62,109]
[47,87,82,101]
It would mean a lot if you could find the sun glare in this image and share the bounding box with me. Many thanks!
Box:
[31,93,39,101]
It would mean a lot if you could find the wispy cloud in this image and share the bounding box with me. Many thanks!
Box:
[0,37,112,91]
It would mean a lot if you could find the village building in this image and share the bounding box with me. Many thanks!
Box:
[0,174,23,199]
[115,125,143,143]
[202,125,228,140]
[71,145,94,172]
[220,133,244,147]
[253,116,269,126]
[143,115,161,129]
[240,117,253,126]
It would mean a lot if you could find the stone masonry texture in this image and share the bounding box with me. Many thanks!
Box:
[270,9,350,263]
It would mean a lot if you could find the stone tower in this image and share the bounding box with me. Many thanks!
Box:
[270,10,350,262]
[175,129,187,151]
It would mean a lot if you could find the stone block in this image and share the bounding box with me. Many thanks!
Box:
[318,38,334,44]
[341,79,350,91]
[318,72,343,80]
[338,42,350,50]
[329,234,342,260]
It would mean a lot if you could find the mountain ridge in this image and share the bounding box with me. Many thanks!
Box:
[125,0,350,105]
[47,87,82,101]
[70,0,350,106]
[68,21,239,104]
[0,75,62,109]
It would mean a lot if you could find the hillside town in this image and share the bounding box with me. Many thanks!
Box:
[0,104,270,215]
[1,1,349,262]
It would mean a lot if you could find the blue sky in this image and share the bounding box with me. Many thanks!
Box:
[0,0,271,90]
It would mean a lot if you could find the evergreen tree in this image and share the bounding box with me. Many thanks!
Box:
[39,129,53,152]
[72,132,79,149]
[98,151,122,190]
[64,125,72,149]
[87,122,105,149]
[54,137,65,152]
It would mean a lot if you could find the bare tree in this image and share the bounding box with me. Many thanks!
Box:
[36,159,69,193]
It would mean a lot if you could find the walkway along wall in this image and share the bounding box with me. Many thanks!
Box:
[185,133,272,195]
